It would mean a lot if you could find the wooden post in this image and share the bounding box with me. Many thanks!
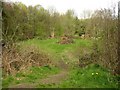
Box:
[117,1,120,75]
[0,4,2,86]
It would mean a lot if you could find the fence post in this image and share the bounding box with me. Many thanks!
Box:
[117,1,120,76]
[0,1,2,90]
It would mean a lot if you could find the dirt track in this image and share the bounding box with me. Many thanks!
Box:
[9,60,69,88]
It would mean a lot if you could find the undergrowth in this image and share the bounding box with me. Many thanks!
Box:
[37,64,118,88]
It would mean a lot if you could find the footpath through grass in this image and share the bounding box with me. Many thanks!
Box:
[20,38,92,55]
[2,66,60,88]
[37,64,118,88]
[19,38,93,65]
[2,38,119,88]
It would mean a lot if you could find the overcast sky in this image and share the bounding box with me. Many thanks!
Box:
[7,0,119,18]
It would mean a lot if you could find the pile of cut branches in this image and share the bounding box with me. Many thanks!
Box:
[2,44,51,76]
[58,35,74,44]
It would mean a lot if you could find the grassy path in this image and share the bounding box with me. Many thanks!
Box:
[3,38,118,88]
[38,59,69,85]
[9,62,69,88]
[39,70,68,85]
[9,70,69,88]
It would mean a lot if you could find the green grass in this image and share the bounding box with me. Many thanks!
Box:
[19,38,93,55]
[37,64,118,88]
[19,38,93,64]
[2,66,60,88]
[3,38,119,88]
[63,64,118,88]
